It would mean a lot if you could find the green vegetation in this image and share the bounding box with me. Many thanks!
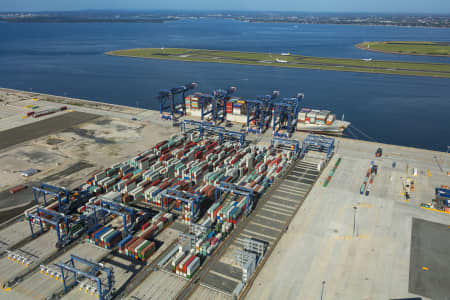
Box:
[106,48,450,78]
[357,41,450,57]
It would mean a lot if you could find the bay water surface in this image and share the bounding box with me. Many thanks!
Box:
[0,19,449,151]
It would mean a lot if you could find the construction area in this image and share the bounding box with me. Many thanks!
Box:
[0,87,449,300]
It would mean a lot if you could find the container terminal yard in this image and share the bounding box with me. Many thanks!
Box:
[0,87,449,300]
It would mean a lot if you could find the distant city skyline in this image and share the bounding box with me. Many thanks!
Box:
[1,0,449,14]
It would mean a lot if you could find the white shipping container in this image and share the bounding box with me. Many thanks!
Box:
[163,213,174,222]
[187,257,200,275]
[177,255,192,275]
[172,252,186,268]
[95,172,106,182]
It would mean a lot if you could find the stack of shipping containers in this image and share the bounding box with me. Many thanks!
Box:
[81,130,294,278]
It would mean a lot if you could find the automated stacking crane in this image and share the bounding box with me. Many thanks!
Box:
[201,122,245,146]
[271,138,300,158]
[199,86,237,125]
[301,134,335,162]
[25,206,84,248]
[246,91,280,134]
[181,120,246,146]
[180,119,208,135]
[215,182,254,215]
[159,83,198,120]
[160,188,201,223]
[272,93,304,138]
[58,254,114,300]
[87,199,137,235]
[32,183,89,214]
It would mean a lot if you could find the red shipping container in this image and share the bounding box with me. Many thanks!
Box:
[155,140,168,149]
[122,173,133,180]
[151,179,161,186]
[141,221,150,231]
[123,237,139,251]
[183,255,196,273]
[214,205,222,218]
[127,238,144,253]
[141,225,158,240]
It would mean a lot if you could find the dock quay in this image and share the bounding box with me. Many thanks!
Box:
[0,88,448,300]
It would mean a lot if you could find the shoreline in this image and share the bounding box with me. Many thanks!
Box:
[235,19,450,29]
[1,87,449,155]
[0,87,144,115]
[355,43,450,57]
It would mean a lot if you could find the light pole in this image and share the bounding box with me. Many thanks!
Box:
[353,206,358,237]
[320,281,326,300]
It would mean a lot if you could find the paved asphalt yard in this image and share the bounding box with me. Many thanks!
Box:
[409,218,450,300]
[0,111,98,151]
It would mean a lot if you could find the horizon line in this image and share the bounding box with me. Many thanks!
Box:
[0,9,449,15]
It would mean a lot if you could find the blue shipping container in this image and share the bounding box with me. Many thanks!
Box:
[118,235,133,249]
[94,226,110,241]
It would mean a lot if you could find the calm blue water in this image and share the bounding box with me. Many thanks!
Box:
[0,19,449,151]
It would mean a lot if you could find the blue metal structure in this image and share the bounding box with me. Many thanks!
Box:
[32,183,89,213]
[212,86,236,124]
[180,119,204,134]
[25,206,74,248]
[222,130,246,146]
[246,91,279,134]
[58,254,114,300]
[87,199,136,234]
[181,120,245,146]
[160,188,201,222]
[246,99,266,134]
[198,87,236,124]
[215,182,254,215]
[271,138,300,158]
[159,83,198,120]
[32,183,69,208]
[199,94,215,122]
[202,123,245,146]
[301,134,335,162]
[272,93,304,138]
[436,188,450,199]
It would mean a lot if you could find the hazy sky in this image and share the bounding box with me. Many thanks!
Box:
[1,0,449,14]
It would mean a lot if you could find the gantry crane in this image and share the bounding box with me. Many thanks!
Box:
[272,93,304,138]
[159,83,198,120]
[58,255,114,300]
[198,87,237,124]
[246,91,279,134]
